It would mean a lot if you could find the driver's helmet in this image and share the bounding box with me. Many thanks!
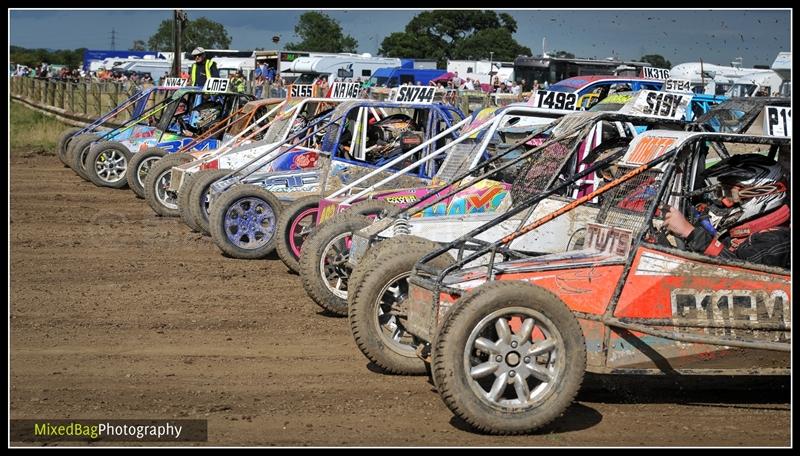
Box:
[702,153,786,231]
[175,101,188,116]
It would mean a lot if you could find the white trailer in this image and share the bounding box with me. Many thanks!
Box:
[447,60,515,85]
[726,70,784,97]
[771,52,791,97]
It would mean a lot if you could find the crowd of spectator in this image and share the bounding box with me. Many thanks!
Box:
[11,62,154,89]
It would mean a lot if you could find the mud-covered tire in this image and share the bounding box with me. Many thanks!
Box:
[275,195,322,274]
[178,172,201,232]
[127,147,166,198]
[57,127,82,167]
[143,154,195,217]
[68,134,100,181]
[431,281,586,435]
[209,184,282,259]
[349,235,454,375]
[298,198,396,316]
[188,169,232,235]
[84,141,132,188]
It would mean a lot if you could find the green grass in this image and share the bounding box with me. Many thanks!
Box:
[10,101,71,154]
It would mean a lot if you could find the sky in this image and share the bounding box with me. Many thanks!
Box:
[8,9,792,67]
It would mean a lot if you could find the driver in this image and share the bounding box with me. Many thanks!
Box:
[663,154,789,268]
[170,101,197,137]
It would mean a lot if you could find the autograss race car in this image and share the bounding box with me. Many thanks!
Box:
[169,97,346,231]
[68,81,253,189]
[204,99,467,260]
[393,130,790,434]
[298,89,723,318]
[140,97,285,216]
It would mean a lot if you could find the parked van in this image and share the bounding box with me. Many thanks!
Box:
[726,70,784,97]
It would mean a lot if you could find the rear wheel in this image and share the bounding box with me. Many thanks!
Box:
[143,154,195,217]
[127,147,166,198]
[349,236,454,375]
[209,184,282,259]
[299,199,396,316]
[188,169,232,235]
[432,281,586,435]
[68,134,100,181]
[275,195,322,274]
[178,173,201,232]
[56,127,82,167]
[85,141,132,188]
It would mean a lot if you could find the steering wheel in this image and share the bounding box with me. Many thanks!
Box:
[647,204,686,249]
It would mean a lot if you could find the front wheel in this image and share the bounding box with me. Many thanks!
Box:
[127,147,166,198]
[431,281,586,435]
[349,235,454,375]
[68,134,100,181]
[275,195,322,274]
[209,184,282,259]
[85,141,132,188]
[187,169,232,235]
[143,154,195,217]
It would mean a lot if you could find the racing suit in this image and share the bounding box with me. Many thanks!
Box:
[684,204,790,269]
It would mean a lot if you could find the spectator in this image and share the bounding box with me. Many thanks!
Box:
[189,47,219,87]
[511,81,522,97]
[532,80,540,92]
[463,78,475,91]
[451,71,463,88]
[230,70,246,93]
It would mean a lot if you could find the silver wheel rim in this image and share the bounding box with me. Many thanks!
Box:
[464,306,564,410]
[137,156,162,188]
[155,169,179,210]
[94,149,127,183]
[373,271,418,356]
[319,232,353,299]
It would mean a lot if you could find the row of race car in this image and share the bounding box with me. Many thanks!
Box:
[56,75,792,434]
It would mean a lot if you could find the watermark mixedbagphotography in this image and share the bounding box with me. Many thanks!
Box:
[10,419,208,442]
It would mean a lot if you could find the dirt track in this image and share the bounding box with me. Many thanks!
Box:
[10,150,791,446]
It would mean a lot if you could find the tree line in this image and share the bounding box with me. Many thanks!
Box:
[12,11,672,70]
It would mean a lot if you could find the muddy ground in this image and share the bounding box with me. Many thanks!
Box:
[10,150,791,446]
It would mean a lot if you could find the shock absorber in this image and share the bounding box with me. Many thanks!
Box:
[392,214,411,236]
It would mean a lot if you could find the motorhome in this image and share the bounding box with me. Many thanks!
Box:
[113,58,190,81]
[447,60,514,85]
[670,60,776,95]
[726,70,784,97]
[287,54,402,84]
[771,52,791,97]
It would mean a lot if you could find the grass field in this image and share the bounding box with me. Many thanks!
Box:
[10,101,70,153]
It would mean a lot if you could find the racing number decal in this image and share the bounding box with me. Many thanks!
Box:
[392,86,435,103]
[764,106,791,137]
[329,82,361,99]
[624,136,676,165]
[642,92,685,118]
[290,85,314,98]
[203,78,230,92]
[642,67,670,80]
[533,90,578,110]
[163,77,187,88]
[664,79,692,93]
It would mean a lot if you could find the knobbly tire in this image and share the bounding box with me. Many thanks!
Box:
[431,281,586,435]
[298,199,396,316]
[178,173,201,232]
[209,184,283,259]
[68,134,100,181]
[275,195,322,274]
[143,154,195,217]
[56,127,82,167]
[127,147,166,198]
[349,235,454,375]
[188,169,232,235]
[85,141,132,189]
